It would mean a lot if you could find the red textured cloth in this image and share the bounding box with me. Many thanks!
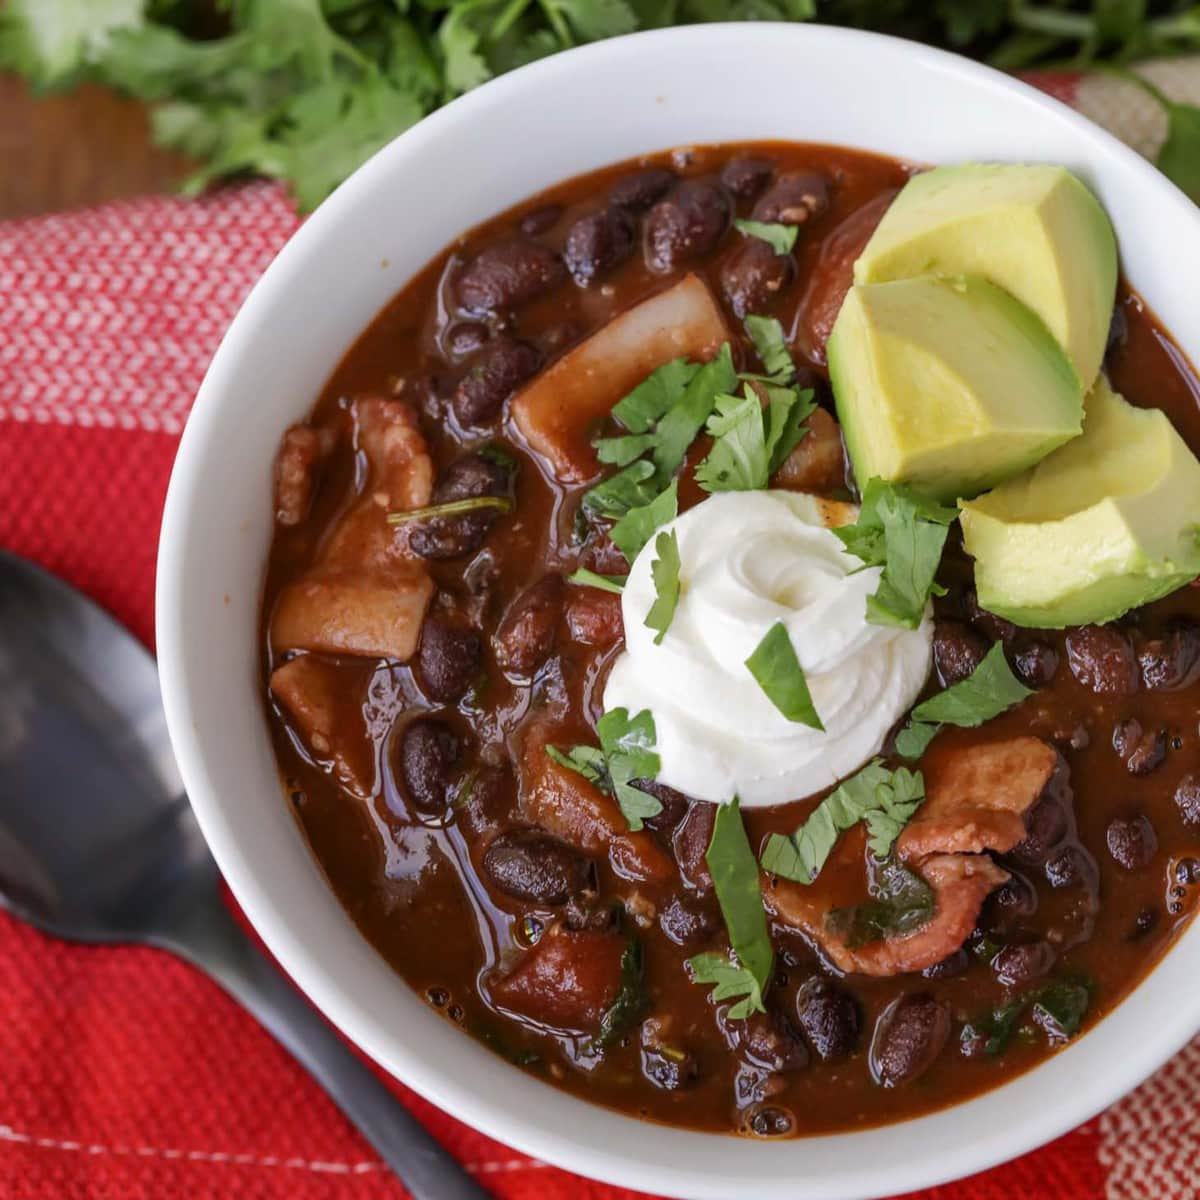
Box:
[1,73,1199,1200]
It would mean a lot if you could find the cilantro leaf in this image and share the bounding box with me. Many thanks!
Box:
[594,432,658,467]
[1032,981,1090,1041]
[911,642,1033,726]
[734,219,798,256]
[893,719,940,760]
[760,760,925,883]
[547,707,662,830]
[694,383,814,493]
[586,938,645,1052]
[582,459,657,519]
[644,529,681,644]
[651,344,737,484]
[0,0,143,88]
[835,478,956,630]
[745,622,823,729]
[743,314,798,385]
[687,952,765,1021]
[611,358,702,434]
[826,860,935,947]
[566,567,626,594]
[1157,99,1200,204]
[609,478,678,564]
[688,798,773,1018]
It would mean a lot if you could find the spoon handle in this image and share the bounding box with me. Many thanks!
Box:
[158,899,492,1200]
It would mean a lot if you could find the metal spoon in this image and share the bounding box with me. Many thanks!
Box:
[0,550,490,1200]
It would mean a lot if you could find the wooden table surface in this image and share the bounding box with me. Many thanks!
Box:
[0,75,191,220]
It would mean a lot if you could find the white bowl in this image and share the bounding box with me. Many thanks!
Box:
[156,23,1200,1199]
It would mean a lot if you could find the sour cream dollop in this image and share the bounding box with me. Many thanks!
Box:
[602,490,933,808]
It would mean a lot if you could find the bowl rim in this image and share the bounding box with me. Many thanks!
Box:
[156,21,1200,1200]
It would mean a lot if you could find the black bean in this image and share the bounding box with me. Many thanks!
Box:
[493,575,565,678]
[610,166,675,212]
[444,321,490,360]
[1130,907,1159,939]
[451,336,541,427]
[409,453,512,561]
[658,895,719,948]
[1112,718,1167,776]
[1045,842,1096,890]
[644,180,730,272]
[795,976,860,1060]
[564,892,616,932]
[455,764,511,840]
[728,1010,809,1074]
[719,237,795,319]
[869,993,950,1087]
[563,206,635,285]
[454,237,566,313]
[673,801,716,893]
[1011,795,1068,866]
[519,204,561,236]
[481,828,592,905]
[632,778,691,833]
[747,1107,795,1137]
[964,587,1016,642]
[416,616,482,702]
[991,940,1056,988]
[1176,774,1200,825]
[1012,639,1059,688]
[399,718,462,813]
[1106,814,1158,871]
[720,155,774,199]
[922,949,969,979]
[751,171,831,226]
[933,619,989,686]
[1065,625,1138,695]
[985,872,1038,925]
[1138,618,1200,691]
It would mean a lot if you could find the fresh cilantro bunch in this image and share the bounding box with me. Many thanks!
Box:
[4,1,1198,210]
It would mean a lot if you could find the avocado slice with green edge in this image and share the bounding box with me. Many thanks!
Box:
[829,275,1083,503]
[961,377,1200,628]
[854,163,1117,390]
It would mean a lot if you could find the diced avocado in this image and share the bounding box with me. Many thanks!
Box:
[855,164,1117,390]
[828,275,1083,503]
[961,378,1200,628]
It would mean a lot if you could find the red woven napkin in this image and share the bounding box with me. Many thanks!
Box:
[2,68,1199,1200]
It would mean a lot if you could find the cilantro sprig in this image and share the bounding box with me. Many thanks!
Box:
[834,478,957,630]
[644,529,681,644]
[566,567,625,594]
[895,642,1034,759]
[546,707,663,831]
[759,760,925,884]
[743,314,800,386]
[688,799,774,1019]
[734,219,799,256]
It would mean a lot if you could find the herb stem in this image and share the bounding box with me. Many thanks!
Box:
[386,496,513,525]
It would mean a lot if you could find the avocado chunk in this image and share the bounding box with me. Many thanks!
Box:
[961,378,1200,628]
[855,164,1117,390]
[828,275,1083,502]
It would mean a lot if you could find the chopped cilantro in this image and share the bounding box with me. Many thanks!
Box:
[893,720,941,760]
[585,938,645,1052]
[582,460,657,519]
[611,357,702,433]
[566,568,626,594]
[694,383,814,493]
[546,707,663,830]
[650,344,737,484]
[688,798,773,1019]
[744,622,823,729]
[826,860,935,947]
[734,219,799,256]
[963,978,1092,1056]
[644,529,681,644]
[834,478,957,630]
[743,314,799,385]
[609,478,679,564]
[911,641,1033,726]
[760,759,925,883]
[594,432,658,467]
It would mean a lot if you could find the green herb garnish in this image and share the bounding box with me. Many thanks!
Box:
[694,383,814,493]
[582,459,657,519]
[760,759,925,883]
[734,219,799,256]
[546,707,663,830]
[963,978,1091,1056]
[610,357,703,433]
[826,859,935,947]
[687,798,773,1019]
[744,621,823,729]
[609,478,679,564]
[743,314,799,385]
[586,938,645,1052]
[645,529,681,644]
[594,432,658,467]
[650,344,737,484]
[386,495,513,524]
[566,568,626,594]
[834,478,957,630]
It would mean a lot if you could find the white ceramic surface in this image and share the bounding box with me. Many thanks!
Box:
[156,24,1200,1199]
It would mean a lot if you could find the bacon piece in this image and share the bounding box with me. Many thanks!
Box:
[271,397,436,661]
[899,737,1059,861]
[510,274,729,484]
[770,407,845,494]
[520,725,673,884]
[489,925,626,1032]
[268,655,373,796]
